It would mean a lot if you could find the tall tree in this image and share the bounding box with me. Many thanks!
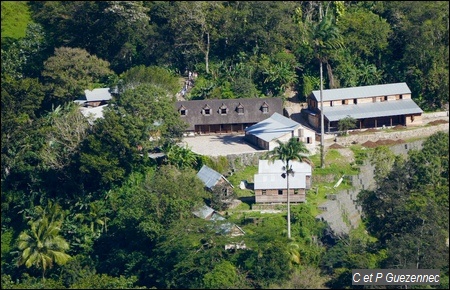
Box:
[78,83,186,191]
[169,1,222,74]
[357,132,449,272]
[265,138,310,238]
[41,47,114,108]
[17,202,71,280]
[298,3,344,168]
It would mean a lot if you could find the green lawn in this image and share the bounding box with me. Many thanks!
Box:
[1,1,33,40]
[227,165,257,198]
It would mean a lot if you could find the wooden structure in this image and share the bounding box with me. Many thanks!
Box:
[175,97,283,135]
[305,83,423,132]
[254,160,312,204]
[245,112,316,154]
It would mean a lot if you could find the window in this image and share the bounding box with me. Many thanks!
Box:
[278,190,283,195]
[236,103,244,114]
[202,105,211,116]
[261,102,269,113]
[178,105,187,116]
[219,103,228,115]
[306,137,311,144]
[262,190,266,195]
[294,189,299,195]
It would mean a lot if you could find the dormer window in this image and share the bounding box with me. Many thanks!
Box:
[202,105,211,116]
[178,105,187,116]
[261,102,269,113]
[236,103,244,115]
[219,103,228,115]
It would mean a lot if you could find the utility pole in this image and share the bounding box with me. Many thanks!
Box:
[320,61,325,168]
[282,163,294,239]
[319,1,325,169]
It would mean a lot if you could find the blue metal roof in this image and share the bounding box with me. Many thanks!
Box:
[244,112,301,142]
[311,83,411,102]
[197,165,224,189]
[323,99,423,122]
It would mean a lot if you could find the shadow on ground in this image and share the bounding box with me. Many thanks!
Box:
[238,196,255,207]
[212,135,263,151]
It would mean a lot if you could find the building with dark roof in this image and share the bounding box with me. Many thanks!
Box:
[175,97,283,134]
[305,83,423,132]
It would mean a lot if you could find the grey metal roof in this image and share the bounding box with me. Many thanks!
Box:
[254,160,312,190]
[196,165,225,189]
[192,204,245,235]
[84,88,112,102]
[258,160,312,174]
[175,97,283,131]
[192,204,221,220]
[311,83,411,102]
[79,104,108,125]
[244,112,301,142]
[323,99,423,122]
[254,173,309,189]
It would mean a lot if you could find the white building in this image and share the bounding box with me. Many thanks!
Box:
[244,112,317,154]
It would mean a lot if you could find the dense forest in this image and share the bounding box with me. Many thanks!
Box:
[1,1,449,289]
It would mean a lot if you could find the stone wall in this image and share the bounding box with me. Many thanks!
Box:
[334,123,448,146]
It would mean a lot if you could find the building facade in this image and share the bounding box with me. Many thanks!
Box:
[305,83,423,132]
[175,97,283,135]
[244,112,317,154]
[254,160,312,204]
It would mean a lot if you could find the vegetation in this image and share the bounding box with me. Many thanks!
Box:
[264,138,310,238]
[1,1,33,40]
[1,1,448,289]
[337,116,357,135]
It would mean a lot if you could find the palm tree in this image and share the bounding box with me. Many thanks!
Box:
[299,5,344,168]
[17,207,71,280]
[265,137,310,238]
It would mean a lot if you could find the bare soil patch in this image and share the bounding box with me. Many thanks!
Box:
[428,119,449,126]
[393,125,406,130]
[329,143,345,149]
[362,138,406,148]
[361,140,377,148]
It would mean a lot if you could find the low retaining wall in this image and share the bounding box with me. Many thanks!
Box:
[334,123,448,146]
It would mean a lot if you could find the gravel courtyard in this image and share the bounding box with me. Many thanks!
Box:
[180,134,265,157]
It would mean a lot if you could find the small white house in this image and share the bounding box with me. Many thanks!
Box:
[254,159,312,204]
[74,88,112,107]
[244,112,316,154]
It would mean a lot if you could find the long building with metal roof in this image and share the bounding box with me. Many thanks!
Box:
[305,83,423,132]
